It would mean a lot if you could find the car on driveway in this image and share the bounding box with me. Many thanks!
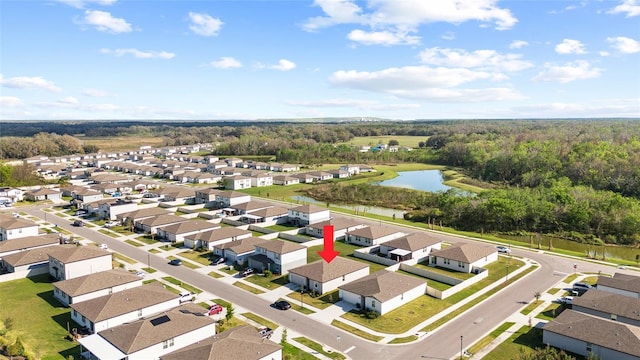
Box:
[99,243,108,250]
[557,296,573,305]
[135,271,146,278]
[258,327,274,339]
[204,304,223,316]
[496,245,511,254]
[272,300,291,310]
[169,259,183,266]
[241,268,255,277]
[212,256,225,265]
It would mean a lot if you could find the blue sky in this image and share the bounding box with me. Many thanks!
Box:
[1,0,639,121]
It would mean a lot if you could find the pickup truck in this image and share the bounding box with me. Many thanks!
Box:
[258,327,273,339]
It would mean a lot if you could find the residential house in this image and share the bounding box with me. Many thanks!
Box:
[194,188,222,206]
[571,289,640,327]
[97,198,138,220]
[74,189,104,203]
[160,325,282,360]
[90,173,132,184]
[239,206,289,225]
[71,283,181,334]
[429,243,498,273]
[213,237,267,265]
[78,303,216,360]
[292,173,315,184]
[184,227,252,250]
[24,188,62,202]
[339,164,360,175]
[329,169,350,179]
[288,257,369,295]
[338,270,427,315]
[306,171,333,182]
[272,175,300,186]
[0,233,59,258]
[248,240,307,275]
[596,273,640,299]
[61,185,89,197]
[0,214,40,241]
[91,182,119,194]
[157,187,196,203]
[379,233,442,262]
[49,244,112,281]
[249,173,273,187]
[188,172,221,184]
[214,191,251,209]
[0,187,24,203]
[305,218,366,240]
[156,221,221,243]
[288,204,331,226]
[345,226,406,247]
[53,268,143,307]
[223,175,252,190]
[0,246,60,278]
[135,214,190,235]
[542,310,640,360]
[229,200,273,215]
[116,207,172,224]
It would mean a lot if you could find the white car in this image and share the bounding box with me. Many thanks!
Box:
[99,243,108,250]
[496,245,511,254]
[557,296,573,305]
[135,271,146,278]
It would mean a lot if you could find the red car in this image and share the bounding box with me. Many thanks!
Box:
[205,304,223,316]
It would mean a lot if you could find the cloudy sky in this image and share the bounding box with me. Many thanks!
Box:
[1,0,639,120]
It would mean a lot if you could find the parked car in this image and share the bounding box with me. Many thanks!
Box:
[99,243,108,250]
[272,300,291,310]
[557,296,573,305]
[241,268,255,277]
[572,282,593,293]
[169,259,183,266]
[72,220,85,227]
[204,304,223,316]
[178,291,193,303]
[258,327,274,339]
[496,245,511,254]
[103,221,119,228]
[135,271,146,278]
[212,256,225,265]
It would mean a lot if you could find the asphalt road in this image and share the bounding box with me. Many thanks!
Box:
[23,206,635,360]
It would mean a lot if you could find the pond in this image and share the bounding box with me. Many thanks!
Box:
[375,170,452,193]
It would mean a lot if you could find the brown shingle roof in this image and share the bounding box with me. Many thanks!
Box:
[231,200,273,212]
[160,325,282,360]
[347,226,405,240]
[338,270,425,303]
[99,302,215,354]
[256,239,306,254]
[597,273,640,294]
[0,214,39,230]
[185,227,251,242]
[290,204,327,214]
[1,246,60,267]
[429,243,496,263]
[118,207,171,220]
[307,218,364,231]
[70,283,178,322]
[543,310,640,357]
[157,221,220,235]
[50,244,111,263]
[0,234,59,253]
[382,233,441,251]
[289,257,368,282]
[53,269,141,296]
[572,289,640,321]
[249,206,288,218]
[136,214,190,227]
[215,237,267,255]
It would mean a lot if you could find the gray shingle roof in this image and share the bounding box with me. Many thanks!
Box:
[429,243,496,263]
[347,226,405,240]
[50,244,111,263]
[0,214,39,230]
[289,257,368,282]
[543,310,640,357]
[249,206,288,218]
[136,214,190,227]
[382,233,441,251]
[215,237,268,255]
[338,270,425,303]
[53,269,141,296]
[1,246,60,267]
[185,227,252,242]
[307,218,364,231]
[290,204,328,214]
[0,234,59,253]
[118,207,171,220]
[572,289,640,321]
[256,239,306,254]
[157,221,220,235]
[597,273,640,294]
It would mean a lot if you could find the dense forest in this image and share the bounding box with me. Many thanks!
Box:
[1,119,639,245]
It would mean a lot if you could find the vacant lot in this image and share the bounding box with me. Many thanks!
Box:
[340,135,426,148]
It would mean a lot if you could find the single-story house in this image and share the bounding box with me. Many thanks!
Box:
[0,214,40,241]
[74,189,104,203]
[292,173,315,184]
[338,270,427,315]
[116,207,171,224]
[239,206,289,225]
[135,214,191,235]
[306,171,334,181]
[159,325,282,360]
[158,187,196,203]
[272,175,299,186]
[0,246,60,278]
[345,226,406,247]
[24,188,62,202]
[329,169,350,179]
[379,233,442,262]
[0,187,24,203]
[71,283,181,334]
[571,289,640,327]
[60,185,88,197]
[90,182,120,194]
[288,257,369,295]
[288,204,331,226]
[230,200,273,215]
[49,244,112,281]
[184,227,252,250]
[305,218,367,240]
[53,268,143,307]
[156,221,221,243]
[0,233,59,259]
[213,237,267,265]
[596,273,640,299]
[542,310,640,360]
[248,240,307,275]
[223,176,252,190]
[78,302,216,360]
[429,243,498,273]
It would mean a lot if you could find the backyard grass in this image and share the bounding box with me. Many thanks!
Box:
[520,300,544,316]
[208,271,224,278]
[244,273,289,290]
[307,240,389,274]
[125,239,144,247]
[113,253,136,264]
[162,276,203,294]
[282,342,320,360]
[330,320,383,342]
[233,281,266,294]
[481,326,543,360]
[287,290,340,310]
[388,335,418,344]
[178,249,213,266]
[413,262,475,280]
[293,337,346,360]
[467,322,515,356]
[266,224,299,231]
[0,274,81,360]
[240,312,279,330]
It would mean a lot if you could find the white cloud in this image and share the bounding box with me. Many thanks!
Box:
[304,0,518,32]
[533,60,601,83]
[512,98,640,117]
[81,10,131,33]
[55,0,117,8]
[269,59,296,71]
[419,47,533,72]
[509,40,528,49]
[600,51,611,57]
[209,57,242,69]
[347,29,420,46]
[100,48,175,59]
[82,88,108,97]
[0,74,62,92]
[607,36,640,53]
[188,12,223,36]
[0,96,24,107]
[287,98,420,111]
[555,39,587,54]
[608,0,640,17]
[441,31,456,40]
[58,96,79,104]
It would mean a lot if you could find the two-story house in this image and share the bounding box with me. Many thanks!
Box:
[287,204,331,226]
[248,240,307,275]
[184,227,252,250]
[49,245,112,281]
[53,268,143,306]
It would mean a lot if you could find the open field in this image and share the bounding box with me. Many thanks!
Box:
[340,135,426,148]
[78,135,166,152]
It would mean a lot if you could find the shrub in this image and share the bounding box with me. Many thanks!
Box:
[365,310,380,319]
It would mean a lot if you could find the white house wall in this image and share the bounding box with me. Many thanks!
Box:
[56,280,144,307]
[313,267,369,294]
[50,255,112,281]
[596,285,640,299]
[542,331,639,360]
[1,225,40,240]
[74,298,180,333]
[128,323,216,360]
[339,289,363,308]
[373,283,426,315]
[279,250,307,274]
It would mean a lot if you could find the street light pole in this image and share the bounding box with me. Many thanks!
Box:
[300,288,304,309]
[460,335,463,360]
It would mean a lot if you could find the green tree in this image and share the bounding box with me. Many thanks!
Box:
[225,304,234,321]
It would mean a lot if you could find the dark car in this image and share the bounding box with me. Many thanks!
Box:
[72,220,85,227]
[273,300,291,310]
[169,259,183,266]
[258,327,274,339]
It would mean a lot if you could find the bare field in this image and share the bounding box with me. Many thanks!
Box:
[79,136,166,152]
[341,135,427,148]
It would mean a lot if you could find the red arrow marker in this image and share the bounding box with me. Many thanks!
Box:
[318,225,339,263]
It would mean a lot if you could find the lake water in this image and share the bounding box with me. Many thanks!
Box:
[376,170,452,193]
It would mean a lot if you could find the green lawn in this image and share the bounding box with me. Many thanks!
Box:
[220,265,239,275]
[113,253,136,264]
[125,239,144,247]
[413,262,475,280]
[467,322,515,356]
[244,273,289,290]
[240,312,279,330]
[266,224,298,231]
[307,240,389,274]
[287,290,340,310]
[98,229,120,238]
[212,298,232,308]
[0,275,81,360]
[536,303,565,321]
[161,276,203,294]
[167,255,200,269]
[233,281,265,294]
[520,300,544,316]
[208,271,224,278]
[547,287,561,295]
[330,320,383,342]
[293,337,346,360]
[136,235,159,245]
[282,342,320,360]
[178,249,213,266]
[148,248,162,254]
[388,335,418,344]
[482,326,543,360]
[340,135,426,148]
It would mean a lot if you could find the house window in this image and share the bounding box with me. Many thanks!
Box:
[138,309,143,318]
[72,310,77,317]
[611,314,617,321]
[108,287,113,294]
[371,300,376,308]
[444,259,450,265]
[458,262,464,268]
[586,343,592,352]
[81,315,85,323]
[163,338,175,349]
[342,275,346,281]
